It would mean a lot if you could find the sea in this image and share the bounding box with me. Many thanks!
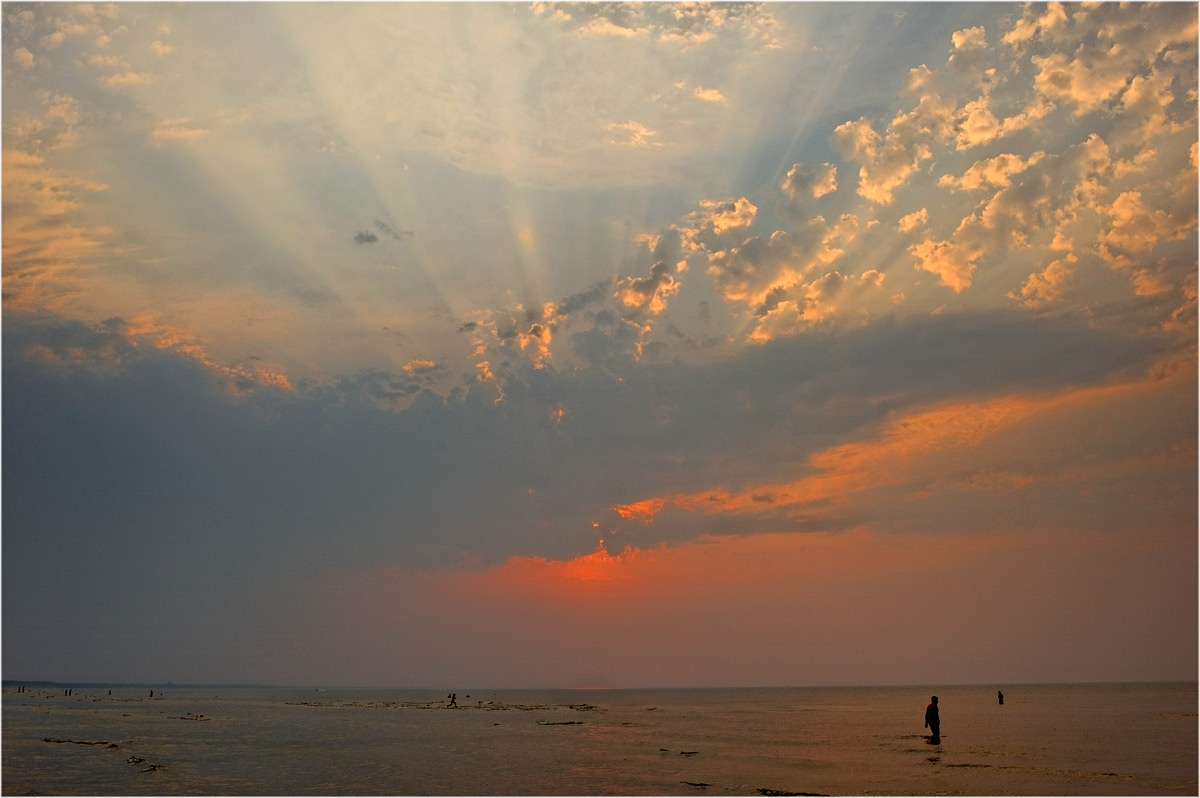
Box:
[1,682,1195,796]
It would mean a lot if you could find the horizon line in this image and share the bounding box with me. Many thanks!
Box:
[5,678,1195,692]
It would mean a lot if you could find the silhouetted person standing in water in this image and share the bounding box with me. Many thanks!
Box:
[924,696,940,743]
[998,690,1004,705]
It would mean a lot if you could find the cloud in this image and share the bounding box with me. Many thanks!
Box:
[674,197,759,261]
[150,119,209,146]
[2,2,1194,689]
[607,120,661,148]
[4,92,85,152]
[536,2,784,50]
[402,358,437,376]
[831,94,955,204]
[7,303,1166,569]
[947,25,991,82]
[615,260,680,317]
[1024,3,1197,117]
[705,214,857,310]
[779,162,838,219]
[896,208,927,234]
[609,357,1194,547]
[692,85,726,104]
[1001,2,1069,48]
[1009,253,1078,308]
[100,70,153,87]
[745,267,885,343]
[375,220,414,241]
[1,149,111,311]
[1098,190,1193,268]
[938,151,1045,191]
[113,314,294,393]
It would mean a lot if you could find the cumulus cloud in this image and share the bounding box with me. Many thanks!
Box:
[1098,190,1191,268]
[779,162,838,218]
[909,236,979,293]
[947,25,991,81]
[1001,2,1069,48]
[746,268,886,342]
[607,119,661,148]
[1009,253,1078,308]
[692,85,726,103]
[1024,3,1197,118]
[831,94,955,204]
[615,260,681,317]
[674,197,758,258]
[459,281,619,375]
[705,214,857,309]
[897,208,928,234]
[938,152,1045,191]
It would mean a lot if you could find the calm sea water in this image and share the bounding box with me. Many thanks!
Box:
[2,683,1195,795]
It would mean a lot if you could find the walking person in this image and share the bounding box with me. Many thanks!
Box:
[924,696,940,743]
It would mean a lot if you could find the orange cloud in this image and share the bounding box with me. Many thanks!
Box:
[1098,190,1190,267]
[1,149,111,312]
[938,151,1045,191]
[614,366,1193,525]
[402,358,437,376]
[909,235,978,293]
[120,314,293,393]
[613,497,667,522]
[1009,253,1078,307]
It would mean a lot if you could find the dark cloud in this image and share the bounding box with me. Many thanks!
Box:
[4,305,1165,572]
[354,231,378,244]
[555,280,611,317]
[374,220,414,241]
[1,304,1180,680]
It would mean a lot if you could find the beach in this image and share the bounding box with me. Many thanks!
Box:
[2,682,1195,795]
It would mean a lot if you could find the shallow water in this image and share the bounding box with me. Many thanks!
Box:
[2,683,1195,795]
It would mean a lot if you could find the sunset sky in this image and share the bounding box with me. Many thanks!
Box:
[3,2,1197,689]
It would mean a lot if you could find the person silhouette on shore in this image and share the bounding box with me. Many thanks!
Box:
[998,690,1004,705]
[924,696,940,743]
[448,693,458,708]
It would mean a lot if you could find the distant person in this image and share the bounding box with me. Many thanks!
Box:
[998,690,1004,705]
[924,696,940,743]
[448,693,458,708]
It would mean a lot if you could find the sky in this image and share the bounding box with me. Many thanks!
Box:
[2,1,1197,690]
